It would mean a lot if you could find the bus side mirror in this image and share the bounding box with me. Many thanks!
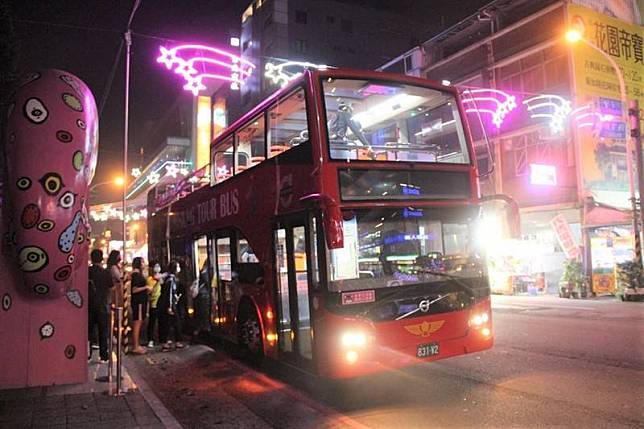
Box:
[299,193,344,249]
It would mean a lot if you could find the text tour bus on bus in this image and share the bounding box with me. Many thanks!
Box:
[148,68,494,379]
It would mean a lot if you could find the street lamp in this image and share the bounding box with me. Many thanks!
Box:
[90,177,125,193]
[566,29,641,261]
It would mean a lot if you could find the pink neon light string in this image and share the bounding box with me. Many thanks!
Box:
[461,88,517,128]
[523,95,571,133]
[157,44,255,95]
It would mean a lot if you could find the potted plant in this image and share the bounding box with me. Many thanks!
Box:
[616,259,643,301]
[561,259,583,299]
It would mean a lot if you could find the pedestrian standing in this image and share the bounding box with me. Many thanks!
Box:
[146,262,163,347]
[193,258,212,339]
[107,250,123,307]
[88,249,114,362]
[130,257,151,354]
[158,261,185,351]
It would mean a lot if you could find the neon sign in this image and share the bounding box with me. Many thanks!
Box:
[523,94,572,133]
[461,89,517,128]
[265,61,329,88]
[530,163,557,186]
[157,44,255,95]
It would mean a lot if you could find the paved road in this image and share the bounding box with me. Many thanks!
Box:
[128,295,644,428]
[325,296,644,428]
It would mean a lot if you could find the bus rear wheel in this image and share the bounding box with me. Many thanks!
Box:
[238,310,263,362]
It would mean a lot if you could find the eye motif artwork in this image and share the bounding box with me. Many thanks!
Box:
[39,321,55,339]
[5,70,99,298]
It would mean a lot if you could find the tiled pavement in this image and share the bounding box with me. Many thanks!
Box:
[0,389,162,429]
[0,355,178,429]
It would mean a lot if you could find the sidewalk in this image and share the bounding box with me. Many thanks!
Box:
[0,353,182,429]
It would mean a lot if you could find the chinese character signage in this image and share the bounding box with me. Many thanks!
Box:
[551,214,581,260]
[568,3,644,209]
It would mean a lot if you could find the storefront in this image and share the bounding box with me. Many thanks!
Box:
[487,208,581,295]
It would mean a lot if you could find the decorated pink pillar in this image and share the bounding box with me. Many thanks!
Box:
[0,69,98,388]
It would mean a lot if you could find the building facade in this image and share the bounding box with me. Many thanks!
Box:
[236,0,439,118]
[382,0,643,295]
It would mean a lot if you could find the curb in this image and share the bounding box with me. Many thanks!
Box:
[123,354,183,429]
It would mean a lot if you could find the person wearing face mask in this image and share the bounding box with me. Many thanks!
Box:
[130,257,152,354]
[158,260,185,351]
[146,261,163,347]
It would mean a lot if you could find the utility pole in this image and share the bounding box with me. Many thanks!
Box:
[631,100,643,265]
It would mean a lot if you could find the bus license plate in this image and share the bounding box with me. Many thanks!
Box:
[416,342,439,358]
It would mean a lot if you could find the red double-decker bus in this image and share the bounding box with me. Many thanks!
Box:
[148,68,493,378]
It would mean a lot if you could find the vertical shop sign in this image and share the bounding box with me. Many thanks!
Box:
[551,214,581,259]
[567,4,644,209]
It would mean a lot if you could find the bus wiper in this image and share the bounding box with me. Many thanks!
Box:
[395,294,451,321]
[417,269,476,295]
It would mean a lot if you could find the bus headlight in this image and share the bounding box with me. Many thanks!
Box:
[345,350,359,364]
[341,331,367,348]
[469,312,489,327]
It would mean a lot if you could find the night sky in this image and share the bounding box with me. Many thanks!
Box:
[8,0,491,203]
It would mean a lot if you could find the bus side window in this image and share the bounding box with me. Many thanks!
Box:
[238,238,259,263]
[268,88,309,158]
[213,136,234,183]
[216,237,232,282]
[236,114,266,171]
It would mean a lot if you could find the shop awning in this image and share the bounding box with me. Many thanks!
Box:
[584,203,631,228]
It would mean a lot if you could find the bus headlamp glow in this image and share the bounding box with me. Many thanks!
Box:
[469,312,489,327]
[345,350,359,363]
[341,331,367,348]
[266,333,277,342]
[481,327,491,337]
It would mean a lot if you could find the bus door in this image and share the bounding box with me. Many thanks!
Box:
[274,215,314,368]
[213,233,235,335]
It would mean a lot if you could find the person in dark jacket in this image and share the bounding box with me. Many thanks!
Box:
[130,257,152,354]
[88,249,114,362]
[158,261,184,351]
[193,258,212,338]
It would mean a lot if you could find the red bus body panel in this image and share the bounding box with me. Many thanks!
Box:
[148,68,492,379]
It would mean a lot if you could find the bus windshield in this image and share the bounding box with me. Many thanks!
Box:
[322,78,469,164]
[327,208,486,292]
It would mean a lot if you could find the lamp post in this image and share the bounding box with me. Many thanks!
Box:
[122,0,142,265]
[89,177,124,193]
[566,29,641,265]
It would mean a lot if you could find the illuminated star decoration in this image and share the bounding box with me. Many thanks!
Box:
[216,165,229,180]
[570,104,613,130]
[523,94,572,134]
[265,61,330,88]
[461,88,517,128]
[147,171,160,184]
[131,168,142,178]
[157,44,255,95]
[165,163,179,178]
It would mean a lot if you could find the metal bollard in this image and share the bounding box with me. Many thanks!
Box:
[115,306,124,395]
[108,307,115,384]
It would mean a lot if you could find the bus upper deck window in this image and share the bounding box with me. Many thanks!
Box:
[237,114,266,171]
[213,136,234,183]
[268,88,309,158]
